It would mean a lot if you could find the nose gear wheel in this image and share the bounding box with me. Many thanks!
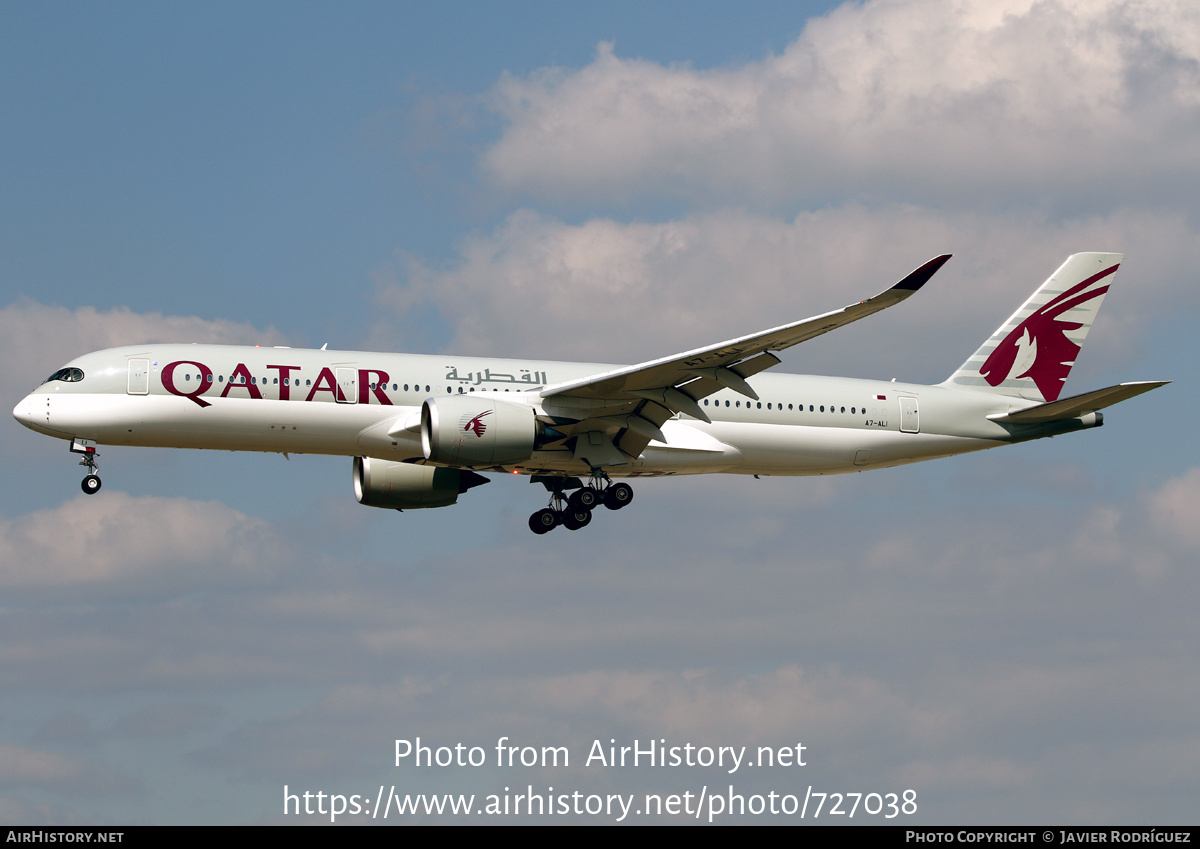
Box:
[76,448,102,496]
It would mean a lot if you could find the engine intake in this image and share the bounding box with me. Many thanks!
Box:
[421,396,538,466]
[353,457,489,510]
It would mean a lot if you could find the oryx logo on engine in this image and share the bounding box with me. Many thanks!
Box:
[461,410,492,437]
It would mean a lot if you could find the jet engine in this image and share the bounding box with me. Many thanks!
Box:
[353,457,489,510]
[421,396,539,466]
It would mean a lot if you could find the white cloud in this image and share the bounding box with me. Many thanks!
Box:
[483,0,1200,207]
[0,299,287,412]
[897,756,1037,792]
[2,461,1195,820]
[0,745,90,786]
[504,666,904,745]
[0,744,132,795]
[1146,467,1200,550]
[112,703,222,738]
[0,493,282,594]
[0,796,72,824]
[375,205,1197,379]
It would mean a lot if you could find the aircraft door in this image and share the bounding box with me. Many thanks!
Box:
[127,359,149,395]
[335,368,357,404]
[899,397,919,433]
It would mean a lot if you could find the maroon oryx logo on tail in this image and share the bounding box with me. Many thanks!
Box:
[979,264,1117,401]
[461,410,492,437]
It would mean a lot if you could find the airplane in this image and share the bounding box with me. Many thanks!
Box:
[12,252,1167,534]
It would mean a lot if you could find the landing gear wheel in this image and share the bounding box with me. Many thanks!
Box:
[528,508,559,535]
[81,474,101,495]
[563,509,592,530]
[568,487,600,512]
[603,482,633,510]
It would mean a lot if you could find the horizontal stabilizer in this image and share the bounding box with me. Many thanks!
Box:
[987,381,1169,423]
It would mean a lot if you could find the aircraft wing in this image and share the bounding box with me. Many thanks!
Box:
[538,254,951,464]
[543,255,950,406]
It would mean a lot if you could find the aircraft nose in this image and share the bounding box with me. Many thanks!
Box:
[13,393,40,430]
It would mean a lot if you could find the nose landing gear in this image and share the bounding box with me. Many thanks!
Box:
[526,473,634,534]
[71,438,102,495]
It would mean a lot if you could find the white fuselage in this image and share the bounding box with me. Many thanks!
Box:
[12,344,1072,479]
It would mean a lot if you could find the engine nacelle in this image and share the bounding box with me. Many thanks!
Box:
[353,457,489,510]
[421,396,538,466]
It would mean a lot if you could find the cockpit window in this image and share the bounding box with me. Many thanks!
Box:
[43,367,84,384]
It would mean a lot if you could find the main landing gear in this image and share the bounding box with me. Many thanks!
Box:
[70,438,102,495]
[527,474,634,535]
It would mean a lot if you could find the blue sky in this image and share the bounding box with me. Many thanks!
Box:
[2,2,834,336]
[2,0,1198,825]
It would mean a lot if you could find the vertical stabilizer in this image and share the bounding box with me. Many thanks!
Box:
[941,252,1122,402]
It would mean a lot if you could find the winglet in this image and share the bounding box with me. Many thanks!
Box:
[894,254,952,292]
